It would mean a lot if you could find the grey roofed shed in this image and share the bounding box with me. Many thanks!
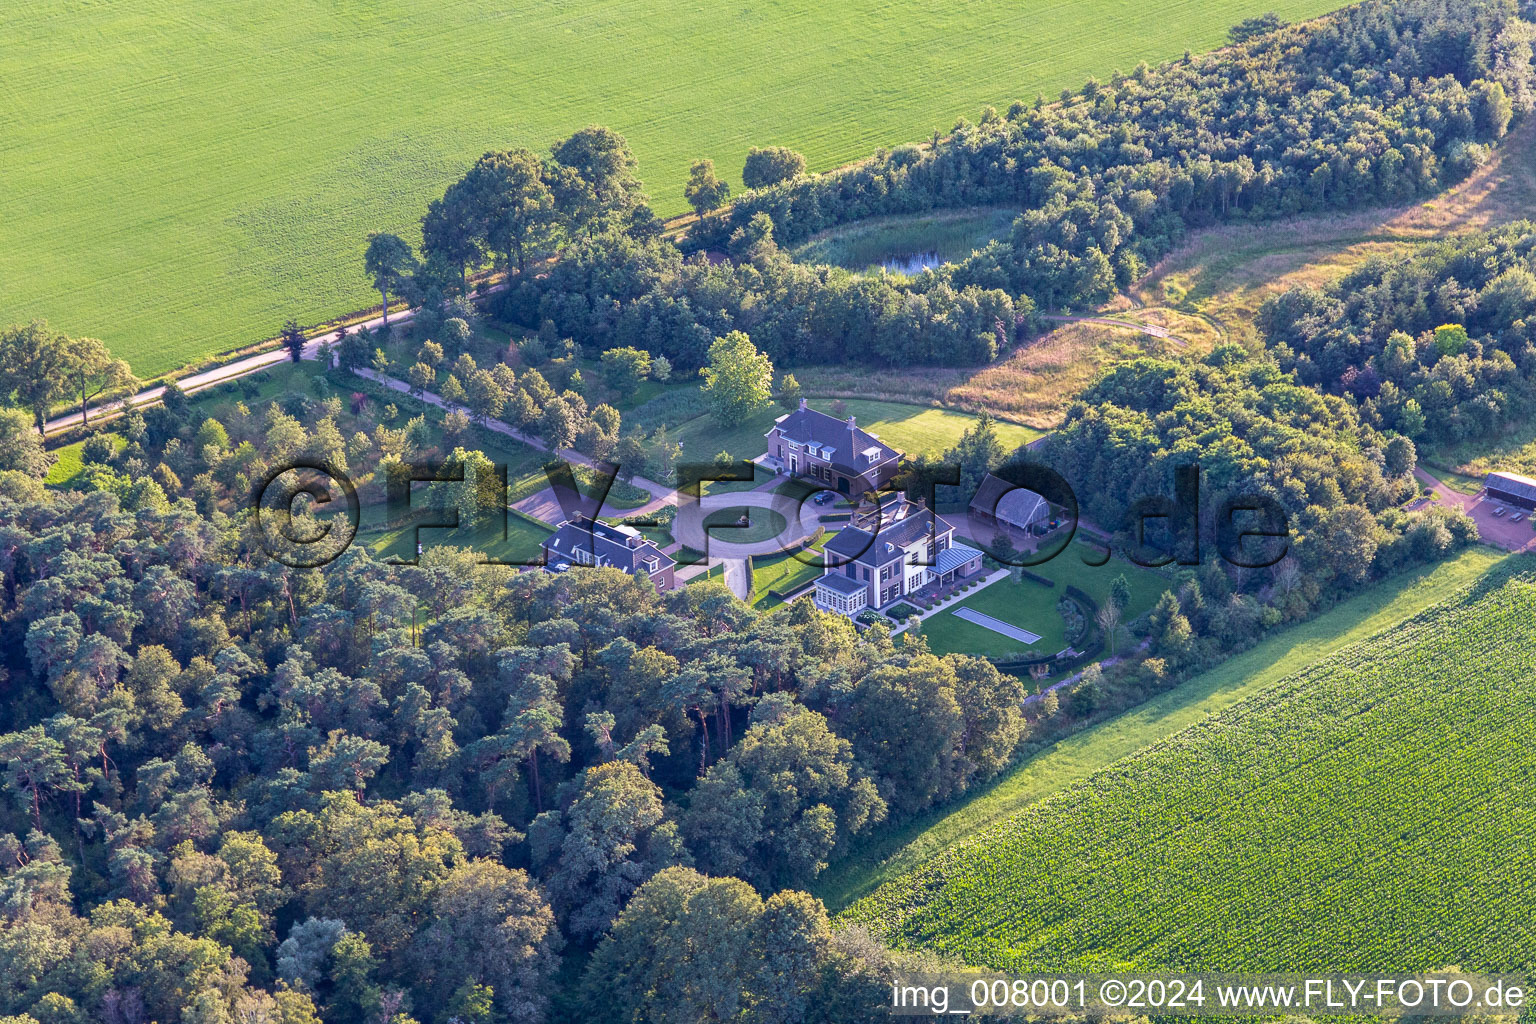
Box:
[1486,471,1536,508]
[970,472,1049,528]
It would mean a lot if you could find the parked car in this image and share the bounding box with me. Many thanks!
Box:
[1512,512,1526,523]
[813,491,835,506]
[1494,507,1507,517]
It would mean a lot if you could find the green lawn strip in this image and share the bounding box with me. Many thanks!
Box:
[749,533,833,605]
[673,397,1042,466]
[362,511,552,565]
[45,435,125,487]
[1421,460,1489,496]
[922,549,1169,660]
[814,544,1509,913]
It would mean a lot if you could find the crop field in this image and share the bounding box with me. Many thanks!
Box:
[2,0,1344,377]
[843,556,1536,971]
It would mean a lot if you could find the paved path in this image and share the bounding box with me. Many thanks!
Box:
[353,367,675,516]
[1414,467,1536,553]
[670,487,828,559]
[889,568,1011,635]
[723,558,751,601]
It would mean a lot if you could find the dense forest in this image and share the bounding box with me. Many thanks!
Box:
[696,0,1532,309]
[378,0,1534,371]
[1259,220,1536,446]
[0,465,1047,1022]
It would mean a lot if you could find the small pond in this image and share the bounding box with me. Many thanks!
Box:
[879,251,943,275]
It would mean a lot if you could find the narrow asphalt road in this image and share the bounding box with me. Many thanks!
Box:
[43,283,509,437]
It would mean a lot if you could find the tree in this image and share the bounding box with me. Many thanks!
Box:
[0,321,73,430]
[1095,601,1124,655]
[1109,574,1132,612]
[464,149,557,274]
[600,346,651,390]
[407,362,435,398]
[944,412,1007,497]
[1384,435,1417,478]
[280,320,306,364]
[776,372,803,410]
[1314,504,1380,584]
[271,793,463,956]
[0,726,72,831]
[0,408,54,477]
[682,695,884,889]
[582,866,831,1023]
[63,335,137,427]
[615,435,647,482]
[530,760,684,936]
[551,126,648,232]
[363,233,415,326]
[742,146,807,189]
[409,860,560,1023]
[700,331,773,426]
[421,183,482,291]
[684,159,730,217]
[1229,12,1285,43]
[465,369,505,424]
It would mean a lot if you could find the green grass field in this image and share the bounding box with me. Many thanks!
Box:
[2,0,1343,377]
[702,507,788,545]
[815,545,1509,912]
[363,508,553,565]
[44,435,126,488]
[921,548,1168,658]
[749,532,833,606]
[674,398,1041,465]
[843,552,1536,972]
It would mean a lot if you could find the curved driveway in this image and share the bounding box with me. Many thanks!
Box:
[671,488,830,559]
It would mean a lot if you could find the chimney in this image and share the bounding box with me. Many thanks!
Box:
[846,415,856,428]
[798,398,808,411]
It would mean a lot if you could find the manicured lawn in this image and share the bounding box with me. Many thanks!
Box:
[702,508,789,545]
[674,397,1041,465]
[749,533,833,606]
[921,546,1169,659]
[362,511,552,566]
[813,545,1509,912]
[2,0,1342,375]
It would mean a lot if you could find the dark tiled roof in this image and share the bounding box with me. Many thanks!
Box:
[767,405,900,472]
[542,517,675,574]
[823,503,952,566]
[1487,471,1536,501]
[824,527,876,559]
[816,574,866,596]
